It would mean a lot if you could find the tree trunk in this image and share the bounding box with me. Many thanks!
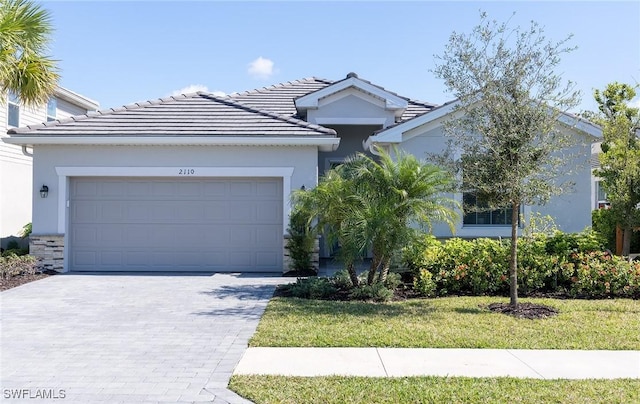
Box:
[378,257,391,284]
[509,202,519,308]
[622,227,632,256]
[367,255,381,285]
[347,263,359,287]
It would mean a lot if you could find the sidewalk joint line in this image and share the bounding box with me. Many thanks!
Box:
[376,348,389,377]
[506,350,546,379]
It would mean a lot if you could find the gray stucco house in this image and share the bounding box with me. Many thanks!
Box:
[3,73,600,273]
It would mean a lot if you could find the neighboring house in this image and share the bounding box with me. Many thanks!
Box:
[591,142,610,210]
[0,87,98,249]
[2,73,600,273]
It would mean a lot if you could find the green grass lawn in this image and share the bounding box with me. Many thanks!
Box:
[250,296,640,349]
[229,375,640,404]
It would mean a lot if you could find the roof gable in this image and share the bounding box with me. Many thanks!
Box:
[294,73,409,119]
[229,75,435,122]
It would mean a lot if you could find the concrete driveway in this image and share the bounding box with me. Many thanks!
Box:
[1,273,284,403]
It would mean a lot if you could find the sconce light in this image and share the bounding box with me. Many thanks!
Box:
[40,184,49,198]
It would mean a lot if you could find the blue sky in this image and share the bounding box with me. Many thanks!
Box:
[42,1,640,114]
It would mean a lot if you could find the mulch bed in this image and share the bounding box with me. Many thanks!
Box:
[0,271,54,292]
[485,302,559,319]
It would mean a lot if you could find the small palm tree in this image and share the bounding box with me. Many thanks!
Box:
[294,146,458,287]
[1,0,59,106]
[343,147,459,284]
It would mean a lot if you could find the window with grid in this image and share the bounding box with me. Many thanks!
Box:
[462,192,515,225]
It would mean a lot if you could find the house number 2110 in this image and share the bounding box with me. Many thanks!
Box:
[178,168,195,175]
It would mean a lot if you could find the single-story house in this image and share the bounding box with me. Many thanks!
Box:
[2,73,600,273]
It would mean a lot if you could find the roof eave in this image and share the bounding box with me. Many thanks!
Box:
[2,135,340,151]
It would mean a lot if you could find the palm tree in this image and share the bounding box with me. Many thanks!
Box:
[1,0,59,106]
[293,168,365,286]
[343,147,459,284]
[294,146,459,287]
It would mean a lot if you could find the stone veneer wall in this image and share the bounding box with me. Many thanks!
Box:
[30,234,65,272]
[283,235,320,273]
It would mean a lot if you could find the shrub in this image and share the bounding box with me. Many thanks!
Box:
[562,251,640,298]
[20,222,32,238]
[285,208,316,274]
[349,283,394,302]
[283,277,337,300]
[0,254,38,279]
[331,269,354,290]
[413,269,436,297]
[400,232,441,276]
[382,272,403,290]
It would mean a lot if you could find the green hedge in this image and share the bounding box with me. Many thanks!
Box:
[404,230,640,299]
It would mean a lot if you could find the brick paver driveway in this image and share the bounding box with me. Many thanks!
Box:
[1,273,284,403]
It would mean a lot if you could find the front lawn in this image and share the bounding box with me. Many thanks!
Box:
[250,296,640,350]
[229,375,640,404]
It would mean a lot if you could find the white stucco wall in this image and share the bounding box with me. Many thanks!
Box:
[1,99,94,244]
[31,144,318,235]
[397,124,594,238]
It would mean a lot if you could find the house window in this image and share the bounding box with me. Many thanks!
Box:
[463,192,515,225]
[47,97,57,121]
[7,91,19,127]
[595,181,610,209]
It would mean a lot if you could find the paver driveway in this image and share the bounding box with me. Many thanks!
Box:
[1,273,284,403]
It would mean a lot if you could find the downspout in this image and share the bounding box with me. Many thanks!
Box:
[21,145,33,157]
[363,138,383,156]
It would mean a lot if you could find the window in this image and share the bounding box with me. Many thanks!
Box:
[595,181,610,209]
[463,192,515,226]
[7,91,19,127]
[47,97,57,121]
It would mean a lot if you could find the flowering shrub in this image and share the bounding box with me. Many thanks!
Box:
[402,229,639,299]
[562,251,640,298]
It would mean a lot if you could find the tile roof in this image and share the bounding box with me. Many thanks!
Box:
[229,76,436,121]
[8,93,337,137]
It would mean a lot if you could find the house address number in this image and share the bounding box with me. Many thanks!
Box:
[178,168,196,175]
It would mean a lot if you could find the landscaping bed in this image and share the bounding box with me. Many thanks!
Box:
[0,271,52,291]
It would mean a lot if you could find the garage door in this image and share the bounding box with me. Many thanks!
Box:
[69,177,283,272]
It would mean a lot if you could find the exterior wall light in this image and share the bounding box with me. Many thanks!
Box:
[40,184,49,198]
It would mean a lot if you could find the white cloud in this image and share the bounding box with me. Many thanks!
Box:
[171,84,209,96]
[248,57,275,80]
[170,84,226,97]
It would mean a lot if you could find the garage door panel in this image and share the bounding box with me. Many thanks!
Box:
[257,201,282,223]
[72,202,98,223]
[72,226,98,245]
[256,251,279,267]
[70,177,283,272]
[228,201,256,222]
[229,181,253,197]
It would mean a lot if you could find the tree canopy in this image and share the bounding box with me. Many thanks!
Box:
[432,11,582,307]
[0,0,59,106]
[591,82,640,255]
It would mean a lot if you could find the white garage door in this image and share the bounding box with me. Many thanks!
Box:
[69,177,283,272]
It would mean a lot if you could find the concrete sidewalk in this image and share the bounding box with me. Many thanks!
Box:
[235,347,640,379]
